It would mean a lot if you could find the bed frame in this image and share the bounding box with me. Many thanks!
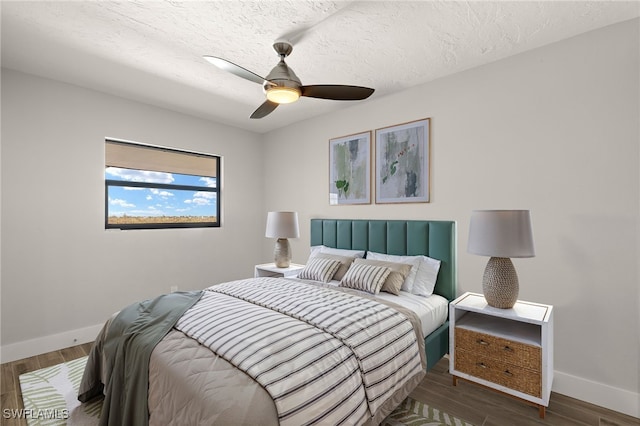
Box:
[310,219,458,371]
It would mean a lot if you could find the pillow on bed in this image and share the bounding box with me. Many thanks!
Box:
[339,261,391,294]
[298,257,343,283]
[310,253,355,281]
[365,252,420,292]
[310,245,365,259]
[350,259,412,295]
[411,256,442,297]
[365,252,442,296]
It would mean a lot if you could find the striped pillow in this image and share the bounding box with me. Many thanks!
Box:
[352,259,413,295]
[339,263,391,294]
[298,257,343,283]
[310,253,356,281]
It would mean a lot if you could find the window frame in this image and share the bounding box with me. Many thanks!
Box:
[104,140,221,230]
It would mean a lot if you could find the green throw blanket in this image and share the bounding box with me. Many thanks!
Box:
[78,291,203,426]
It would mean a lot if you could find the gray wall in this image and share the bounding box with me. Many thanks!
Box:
[1,69,265,350]
[261,19,639,416]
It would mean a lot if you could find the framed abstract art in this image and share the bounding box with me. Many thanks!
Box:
[375,118,430,204]
[329,131,371,205]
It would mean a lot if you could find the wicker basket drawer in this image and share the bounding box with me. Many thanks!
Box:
[455,349,542,397]
[455,327,541,372]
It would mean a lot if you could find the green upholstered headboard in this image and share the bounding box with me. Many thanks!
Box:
[310,219,458,301]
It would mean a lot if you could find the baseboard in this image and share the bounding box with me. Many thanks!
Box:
[553,369,639,419]
[0,323,103,364]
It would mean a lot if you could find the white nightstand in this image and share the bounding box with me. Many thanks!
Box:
[254,263,305,278]
[449,292,554,418]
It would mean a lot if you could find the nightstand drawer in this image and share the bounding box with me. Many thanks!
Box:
[455,349,542,397]
[455,327,541,372]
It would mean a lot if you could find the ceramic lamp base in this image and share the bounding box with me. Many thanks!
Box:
[482,257,519,309]
[274,238,291,268]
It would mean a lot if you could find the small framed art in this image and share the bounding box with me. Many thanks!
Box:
[375,118,430,204]
[329,131,371,205]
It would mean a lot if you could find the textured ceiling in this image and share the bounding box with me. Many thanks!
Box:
[2,1,639,133]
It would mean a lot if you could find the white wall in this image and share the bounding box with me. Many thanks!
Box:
[1,70,265,358]
[262,19,640,416]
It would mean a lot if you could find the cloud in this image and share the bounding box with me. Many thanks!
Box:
[194,191,216,199]
[106,167,174,184]
[190,198,211,206]
[109,197,135,208]
[200,177,217,188]
[185,191,216,206]
[149,188,174,197]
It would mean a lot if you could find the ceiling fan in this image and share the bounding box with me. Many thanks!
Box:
[203,41,375,119]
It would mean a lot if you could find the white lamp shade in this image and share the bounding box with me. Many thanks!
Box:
[468,210,535,258]
[265,211,300,239]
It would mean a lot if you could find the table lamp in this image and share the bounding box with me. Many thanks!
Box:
[265,211,300,268]
[467,210,535,308]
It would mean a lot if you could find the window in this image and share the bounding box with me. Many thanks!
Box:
[105,140,220,230]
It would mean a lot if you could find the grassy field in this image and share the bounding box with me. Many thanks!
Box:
[108,215,217,224]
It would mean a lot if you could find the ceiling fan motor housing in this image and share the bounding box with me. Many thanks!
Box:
[263,59,302,92]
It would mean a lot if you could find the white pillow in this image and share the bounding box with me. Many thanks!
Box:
[412,256,441,297]
[365,252,441,296]
[309,245,323,257]
[310,245,365,259]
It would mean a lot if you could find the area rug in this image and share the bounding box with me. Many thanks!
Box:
[20,356,474,426]
[18,356,100,426]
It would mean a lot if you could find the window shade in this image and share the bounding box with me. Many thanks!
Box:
[106,140,217,178]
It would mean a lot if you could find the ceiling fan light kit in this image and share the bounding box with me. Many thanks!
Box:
[204,41,374,119]
[266,86,300,104]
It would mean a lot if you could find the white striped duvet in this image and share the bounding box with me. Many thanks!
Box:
[175,277,423,426]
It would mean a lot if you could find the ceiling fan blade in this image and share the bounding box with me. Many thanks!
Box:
[250,100,279,119]
[203,56,266,85]
[301,85,374,101]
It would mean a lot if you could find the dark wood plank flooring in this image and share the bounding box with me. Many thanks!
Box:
[1,345,638,426]
[410,357,640,426]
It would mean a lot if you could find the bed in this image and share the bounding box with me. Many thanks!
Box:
[309,219,457,371]
[79,218,457,426]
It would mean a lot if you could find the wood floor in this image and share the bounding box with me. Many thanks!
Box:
[1,345,639,426]
[410,358,640,426]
